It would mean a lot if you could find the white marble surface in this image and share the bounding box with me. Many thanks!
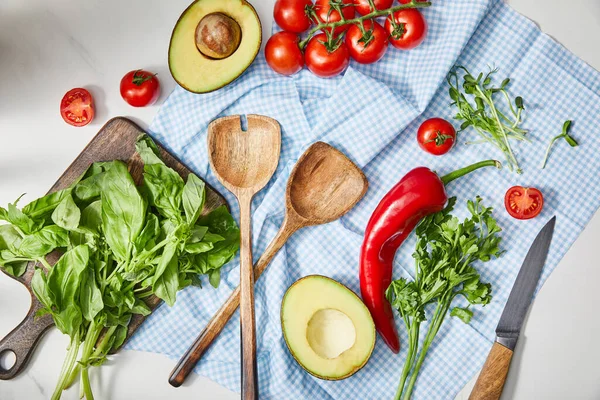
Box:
[1,0,599,399]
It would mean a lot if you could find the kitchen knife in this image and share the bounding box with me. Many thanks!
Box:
[469,216,556,400]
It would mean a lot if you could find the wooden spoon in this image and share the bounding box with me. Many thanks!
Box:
[207,115,281,400]
[169,141,368,388]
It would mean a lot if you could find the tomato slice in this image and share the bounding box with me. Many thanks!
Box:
[504,186,544,220]
[60,88,94,127]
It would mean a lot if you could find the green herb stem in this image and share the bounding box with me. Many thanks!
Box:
[51,333,81,400]
[299,0,431,49]
[440,160,502,186]
[540,120,578,169]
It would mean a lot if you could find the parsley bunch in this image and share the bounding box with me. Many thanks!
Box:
[386,197,503,400]
[0,135,240,400]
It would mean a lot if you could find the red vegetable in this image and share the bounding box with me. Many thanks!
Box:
[60,88,94,127]
[417,118,456,156]
[265,32,304,75]
[274,0,313,33]
[120,70,160,107]
[359,160,501,353]
[505,186,544,220]
[353,0,392,16]
[305,33,350,78]
[345,20,388,64]
[315,0,355,35]
[385,8,427,50]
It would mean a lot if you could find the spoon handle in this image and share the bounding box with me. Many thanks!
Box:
[168,215,299,388]
[239,196,258,400]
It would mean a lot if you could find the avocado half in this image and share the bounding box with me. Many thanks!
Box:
[169,0,262,93]
[281,275,376,380]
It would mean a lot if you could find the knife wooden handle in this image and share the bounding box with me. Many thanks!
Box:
[469,342,514,400]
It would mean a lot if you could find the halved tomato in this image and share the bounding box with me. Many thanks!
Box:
[504,186,544,220]
[60,88,94,127]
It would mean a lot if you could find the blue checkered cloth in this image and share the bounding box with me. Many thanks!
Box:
[125,0,600,398]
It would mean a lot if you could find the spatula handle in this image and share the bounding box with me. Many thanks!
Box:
[238,196,258,400]
[168,216,297,388]
[469,342,514,400]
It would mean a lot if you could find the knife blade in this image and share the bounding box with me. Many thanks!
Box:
[495,215,556,350]
[469,216,556,400]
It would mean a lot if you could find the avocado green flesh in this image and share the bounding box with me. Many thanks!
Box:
[281,275,376,380]
[169,0,261,93]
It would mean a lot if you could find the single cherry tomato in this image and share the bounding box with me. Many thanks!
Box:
[345,20,388,64]
[60,88,94,127]
[265,32,304,75]
[417,118,456,156]
[385,8,427,50]
[315,0,355,34]
[120,70,160,107]
[505,186,544,220]
[305,33,350,78]
[353,0,392,16]
[274,0,314,33]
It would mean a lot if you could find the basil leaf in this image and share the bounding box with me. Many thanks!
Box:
[7,202,40,234]
[51,193,81,231]
[182,174,205,226]
[208,269,221,288]
[18,225,69,258]
[22,189,72,221]
[80,200,103,235]
[152,241,178,284]
[46,245,89,335]
[101,162,146,262]
[142,163,184,220]
[80,268,103,322]
[134,214,160,253]
[153,252,179,306]
[184,241,214,254]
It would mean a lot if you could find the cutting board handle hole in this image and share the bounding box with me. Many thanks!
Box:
[0,350,16,372]
[240,115,248,132]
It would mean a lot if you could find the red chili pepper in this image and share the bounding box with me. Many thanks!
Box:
[359,160,501,353]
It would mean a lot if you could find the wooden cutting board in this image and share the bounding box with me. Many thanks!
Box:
[0,117,228,380]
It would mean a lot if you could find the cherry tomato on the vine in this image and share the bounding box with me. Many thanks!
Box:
[417,118,456,156]
[120,70,160,107]
[305,33,350,78]
[315,0,355,35]
[505,186,544,220]
[60,88,94,127]
[385,8,427,50]
[265,32,304,76]
[345,20,388,64]
[353,0,392,16]
[274,0,314,33]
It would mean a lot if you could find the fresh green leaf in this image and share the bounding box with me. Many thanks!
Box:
[18,225,69,258]
[450,307,473,324]
[153,252,179,306]
[23,189,72,221]
[80,268,103,322]
[208,269,221,288]
[182,174,206,226]
[7,202,39,234]
[51,192,81,231]
[101,162,146,262]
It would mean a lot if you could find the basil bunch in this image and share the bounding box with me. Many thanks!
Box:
[0,135,240,400]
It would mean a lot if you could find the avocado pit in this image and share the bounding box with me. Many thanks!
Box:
[195,12,242,59]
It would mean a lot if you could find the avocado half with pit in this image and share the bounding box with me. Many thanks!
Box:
[169,0,261,93]
[281,275,376,380]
